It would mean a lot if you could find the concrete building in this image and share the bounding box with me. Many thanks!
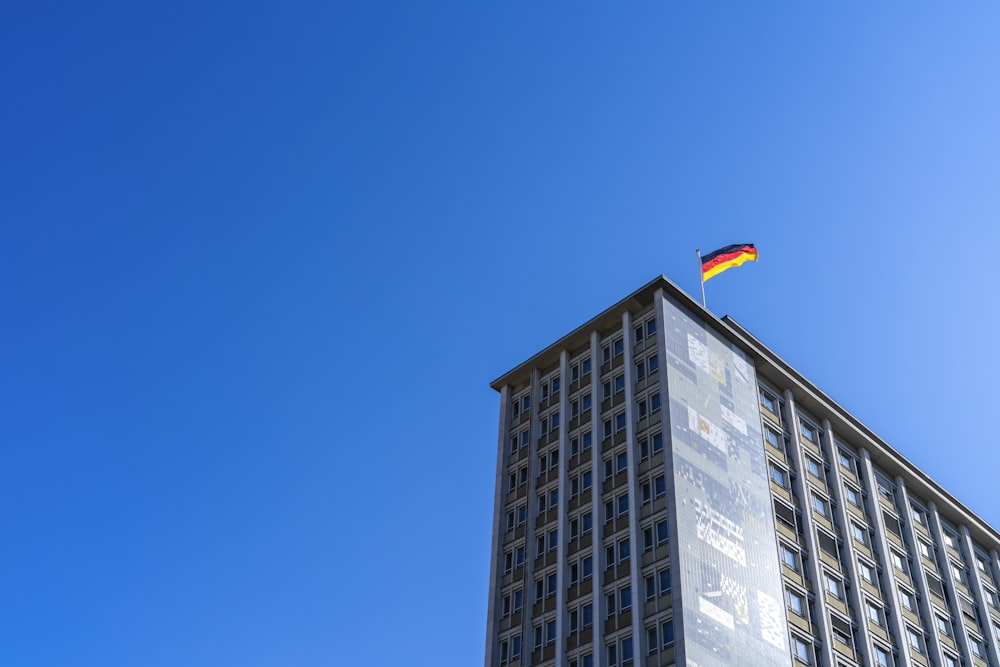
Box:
[484,276,1000,667]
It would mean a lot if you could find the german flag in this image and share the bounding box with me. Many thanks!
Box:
[701,243,758,281]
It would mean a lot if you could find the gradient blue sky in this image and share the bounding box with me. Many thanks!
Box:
[3,3,1000,666]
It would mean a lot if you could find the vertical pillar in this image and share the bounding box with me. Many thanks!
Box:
[820,421,876,667]
[485,385,512,667]
[896,479,947,667]
[859,449,912,665]
[621,311,645,665]
[929,502,975,665]
[961,526,1000,667]
[589,332,606,667]
[782,392,835,667]
[521,369,541,667]
[556,351,570,667]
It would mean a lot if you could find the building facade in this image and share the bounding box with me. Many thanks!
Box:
[484,276,1000,667]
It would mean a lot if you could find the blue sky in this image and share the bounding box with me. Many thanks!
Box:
[3,2,1000,666]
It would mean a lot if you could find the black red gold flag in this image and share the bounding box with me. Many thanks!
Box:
[701,243,758,281]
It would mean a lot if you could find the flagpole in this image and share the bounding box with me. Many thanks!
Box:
[696,249,707,309]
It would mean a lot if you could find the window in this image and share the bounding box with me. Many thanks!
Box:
[549,488,558,508]
[899,588,915,611]
[874,646,891,667]
[764,427,782,449]
[799,419,818,443]
[970,636,984,658]
[944,531,958,549]
[620,585,632,610]
[646,319,656,337]
[943,653,957,667]
[582,431,592,450]
[654,474,665,498]
[618,538,630,562]
[582,555,592,579]
[780,544,799,571]
[582,512,592,534]
[504,551,513,574]
[866,601,883,626]
[516,546,524,567]
[876,478,894,502]
[645,576,656,601]
[977,556,989,574]
[791,636,810,664]
[513,589,523,612]
[786,589,805,616]
[890,550,907,573]
[760,388,778,413]
[614,374,625,394]
[824,574,842,599]
[838,449,855,473]
[950,562,965,584]
[936,615,951,636]
[602,344,611,364]
[646,627,657,654]
[652,433,663,453]
[806,457,822,478]
[912,506,926,525]
[613,339,623,357]
[546,619,556,645]
[548,530,558,551]
[918,540,933,560]
[770,464,787,487]
[616,451,628,473]
[659,568,672,595]
[858,560,875,583]
[984,587,998,608]
[621,636,633,665]
[656,520,669,545]
[582,603,593,627]
[582,393,592,412]
[547,573,557,597]
[811,493,829,517]
[906,627,923,653]
[582,358,591,376]
[617,494,629,517]
[660,619,674,647]
[648,354,658,373]
[852,522,868,545]
[615,412,626,433]
[844,485,861,506]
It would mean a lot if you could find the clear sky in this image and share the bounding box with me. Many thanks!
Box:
[3,2,1000,666]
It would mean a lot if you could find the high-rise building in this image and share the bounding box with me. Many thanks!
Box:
[484,276,1000,667]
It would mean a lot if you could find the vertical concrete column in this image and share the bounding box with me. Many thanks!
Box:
[781,391,835,667]
[652,288,683,667]
[588,332,606,667]
[556,351,570,667]
[485,385,512,667]
[621,310,645,666]
[929,502,975,665]
[896,478,947,667]
[522,368,541,667]
[859,449,912,665]
[820,420,876,667]
[961,526,1000,667]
